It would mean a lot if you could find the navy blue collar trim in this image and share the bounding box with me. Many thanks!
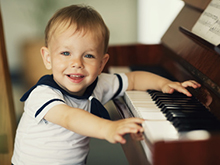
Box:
[20,74,98,102]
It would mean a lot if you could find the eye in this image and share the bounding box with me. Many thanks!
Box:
[61,51,70,56]
[84,54,95,58]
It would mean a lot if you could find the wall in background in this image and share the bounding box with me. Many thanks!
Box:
[1,0,138,73]
[138,0,184,44]
[1,0,184,73]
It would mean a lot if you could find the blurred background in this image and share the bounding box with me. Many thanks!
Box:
[1,0,183,164]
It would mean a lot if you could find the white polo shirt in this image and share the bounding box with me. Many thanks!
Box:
[11,73,128,165]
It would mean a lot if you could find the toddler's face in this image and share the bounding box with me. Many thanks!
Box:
[41,25,109,96]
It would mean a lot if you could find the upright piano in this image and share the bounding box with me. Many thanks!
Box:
[105,0,220,164]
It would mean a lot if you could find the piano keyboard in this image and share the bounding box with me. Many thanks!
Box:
[124,90,220,144]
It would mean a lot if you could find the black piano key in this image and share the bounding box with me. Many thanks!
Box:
[147,90,220,133]
[155,97,199,102]
[148,90,188,98]
[161,107,207,113]
[154,97,196,104]
[157,100,201,108]
[167,115,215,123]
[172,115,220,132]
[152,94,188,101]
[163,108,207,113]
[160,104,206,110]
[166,111,215,121]
[178,124,220,132]
[173,118,220,127]
[147,90,158,94]
[166,110,212,117]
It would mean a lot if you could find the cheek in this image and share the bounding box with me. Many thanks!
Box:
[51,58,67,71]
[85,61,102,73]
[84,59,100,67]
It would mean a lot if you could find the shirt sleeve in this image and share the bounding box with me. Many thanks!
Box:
[24,85,66,123]
[95,73,128,104]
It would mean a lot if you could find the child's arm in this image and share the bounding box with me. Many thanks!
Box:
[44,104,144,144]
[126,71,201,96]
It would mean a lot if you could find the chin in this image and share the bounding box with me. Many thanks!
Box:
[66,87,85,96]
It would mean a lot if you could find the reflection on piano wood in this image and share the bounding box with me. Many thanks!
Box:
[106,0,220,164]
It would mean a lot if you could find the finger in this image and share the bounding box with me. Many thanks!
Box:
[117,125,143,137]
[134,132,144,140]
[114,134,126,144]
[130,132,144,141]
[125,117,145,124]
[181,80,201,88]
[167,83,192,96]
[162,84,176,94]
[126,122,144,132]
[175,87,192,97]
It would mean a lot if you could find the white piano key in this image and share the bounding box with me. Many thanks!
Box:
[140,111,167,120]
[143,120,178,142]
[126,91,152,99]
[133,103,158,108]
[136,107,161,112]
[132,100,155,103]
[124,90,180,143]
[134,102,153,107]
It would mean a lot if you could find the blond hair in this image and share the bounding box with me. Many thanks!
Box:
[44,4,110,53]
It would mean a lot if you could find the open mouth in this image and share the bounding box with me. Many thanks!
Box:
[68,75,84,78]
[67,74,85,80]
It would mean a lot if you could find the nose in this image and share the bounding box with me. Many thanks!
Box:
[71,57,84,69]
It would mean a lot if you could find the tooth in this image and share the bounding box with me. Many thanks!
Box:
[70,75,81,78]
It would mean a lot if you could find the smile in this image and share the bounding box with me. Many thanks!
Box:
[67,74,85,83]
[69,75,84,78]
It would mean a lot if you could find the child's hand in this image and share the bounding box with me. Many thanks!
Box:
[130,131,144,141]
[104,118,144,144]
[161,80,201,97]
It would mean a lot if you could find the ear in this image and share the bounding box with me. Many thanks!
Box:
[99,53,109,74]
[40,46,52,70]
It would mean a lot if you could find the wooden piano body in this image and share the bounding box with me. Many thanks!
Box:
[106,0,220,164]
[0,9,16,165]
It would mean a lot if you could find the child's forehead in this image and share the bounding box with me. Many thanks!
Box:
[54,23,77,36]
[49,24,105,52]
[52,23,103,41]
